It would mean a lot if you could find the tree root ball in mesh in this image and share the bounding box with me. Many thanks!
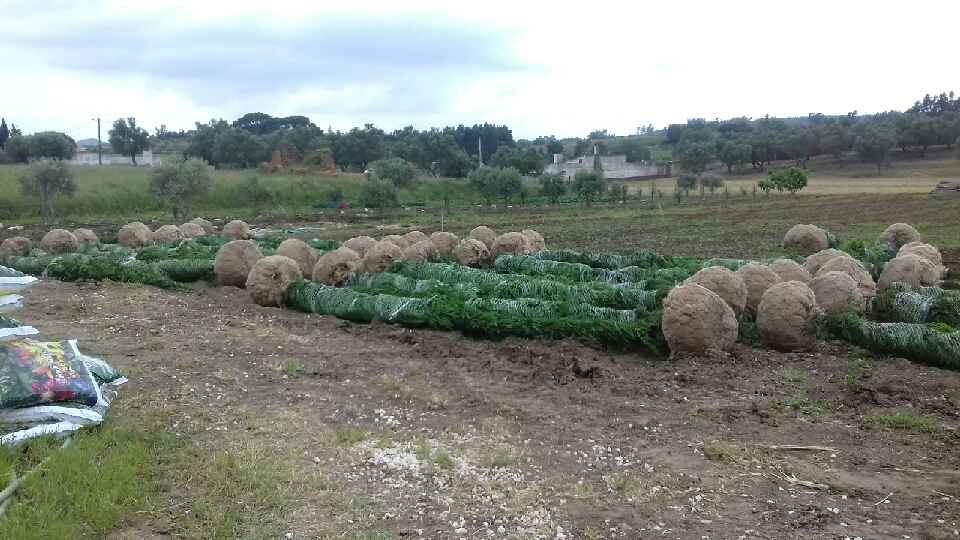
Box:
[735,263,782,317]
[342,236,377,257]
[897,242,943,266]
[403,230,429,246]
[276,238,317,277]
[312,247,360,286]
[382,234,410,250]
[662,283,738,356]
[179,222,206,239]
[469,225,497,249]
[757,281,819,352]
[455,239,490,267]
[72,228,99,245]
[40,229,79,254]
[246,255,302,307]
[223,220,251,240]
[118,222,153,248]
[361,240,404,273]
[491,232,532,258]
[816,256,877,300]
[769,258,812,284]
[0,236,33,257]
[809,271,865,315]
[214,240,263,288]
[152,225,184,245]
[802,248,849,275]
[402,240,438,264]
[879,223,921,251]
[521,229,546,253]
[782,224,830,255]
[683,266,748,316]
[190,217,215,235]
[878,254,941,290]
[430,232,459,255]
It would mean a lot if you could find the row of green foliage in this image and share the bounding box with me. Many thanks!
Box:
[873,284,960,327]
[824,313,960,370]
[837,239,896,279]
[0,253,213,289]
[284,280,665,352]
[494,254,696,285]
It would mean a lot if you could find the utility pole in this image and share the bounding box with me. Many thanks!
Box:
[477,136,483,166]
[92,117,102,165]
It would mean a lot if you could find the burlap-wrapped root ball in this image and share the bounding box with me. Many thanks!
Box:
[802,248,849,275]
[0,236,32,257]
[246,255,302,307]
[402,240,437,264]
[382,234,409,250]
[469,225,497,250]
[223,220,251,240]
[769,259,812,284]
[897,241,942,266]
[809,271,865,315]
[757,281,819,352]
[214,240,263,288]
[430,232,459,256]
[403,230,429,246]
[118,222,152,248]
[179,222,206,239]
[782,224,830,256]
[735,263,783,317]
[455,239,490,267]
[342,236,377,257]
[817,256,877,301]
[40,229,78,254]
[361,240,404,273]
[879,223,921,251]
[190,217,215,235]
[878,254,941,290]
[152,225,184,245]
[276,238,317,277]
[73,228,99,245]
[491,232,531,258]
[662,284,738,357]
[312,247,360,286]
[683,266,748,316]
[521,229,546,253]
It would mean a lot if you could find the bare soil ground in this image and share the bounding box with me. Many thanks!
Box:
[19,278,960,539]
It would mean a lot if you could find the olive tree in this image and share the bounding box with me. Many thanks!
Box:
[539,173,566,204]
[109,117,150,165]
[573,169,606,207]
[369,157,417,188]
[19,159,76,222]
[149,158,213,219]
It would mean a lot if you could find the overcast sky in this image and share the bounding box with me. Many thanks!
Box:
[2,0,958,140]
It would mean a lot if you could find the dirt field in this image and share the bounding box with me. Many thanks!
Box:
[18,274,960,539]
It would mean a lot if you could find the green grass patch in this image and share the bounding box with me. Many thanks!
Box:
[779,394,827,416]
[702,441,741,464]
[863,412,940,432]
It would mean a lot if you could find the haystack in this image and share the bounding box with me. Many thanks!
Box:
[342,236,377,257]
[73,228,99,245]
[735,263,782,317]
[757,281,819,352]
[152,225,184,245]
[0,236,32,257]
[402,240,437,264]
[683,266,748,316]
[312,247,360,286]
[661,283,738,356]
[361,240,403,273]
[455,239,490,267]
[769,258,812,284]
[809,271,865,315]
[223,220,251,240]
[246,255,302,307]
[40,229,78,254]
[276,238,317,277]
[878,223,921,250]
[117,222,152,248]
[430,232,459,256]
[214,240,263,288]
[468,226,497,250]
[782,224,829,255]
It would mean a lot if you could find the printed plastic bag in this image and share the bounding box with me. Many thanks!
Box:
[0,339,100,409]
[0,265,39,293]
[0,315,39,341]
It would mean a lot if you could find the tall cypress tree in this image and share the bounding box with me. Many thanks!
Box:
[0,118,9,149]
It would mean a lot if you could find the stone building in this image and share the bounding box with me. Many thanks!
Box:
[544,148,670,181]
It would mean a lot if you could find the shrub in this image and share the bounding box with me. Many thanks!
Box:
[149,158,213,219]
[573,169,606,207]
[238,174,276,212]
[469,166,522,204]
[539,174,566,204]
[369,157,417,188]
[767,167,808,194]
[698,173,724,194]
[676,173,697,192]
[360,178,400,209]
[19,159,76,222]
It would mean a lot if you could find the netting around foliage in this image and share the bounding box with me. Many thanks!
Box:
[494,255,694,284]
[873,284,960,327]
[825,313,960,370]
[1,253,214,289]
[534,249,666,270]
